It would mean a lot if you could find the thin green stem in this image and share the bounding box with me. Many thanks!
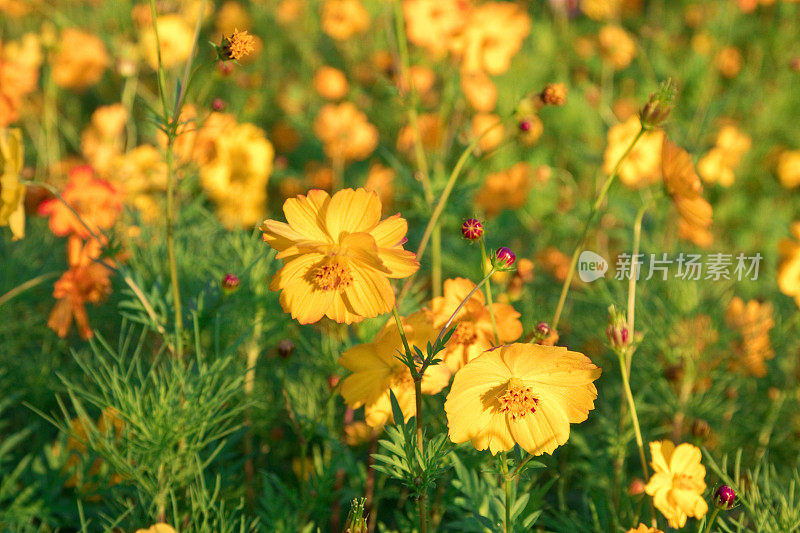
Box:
[480,240,500,345]
[617,351,651,498]
[501,453,512,533]
[148,0,171,121]
[701,508,721,533]
[165,144,183,358]
[0,272,59,308]
[434,267,497,348]
[625,202,651,374]
[550,127,645,331]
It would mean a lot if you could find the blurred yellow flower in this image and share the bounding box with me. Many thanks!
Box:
[314,103,378,162]
[598,25,637,70]
[0,33,42,126]
[429,277,523,373]
[461,70,498,112]
[321,0,370,41]
[364,162,396,214]
[396,112,444,156]
[715,46,742,78]
[140,14,194,69]
[52,29,109,90]
[475,162,532,217]
[215,1,252,36]
[626,524,663,533]
[645,440,708,528]
[313,66,349,100]
[338,310,450,427]
[260,188,419,324]
[81,104,128,176]
[453,2,530,75]
[200,121,274,229]
[135,525,177,533]
[777,149,800,188]
[115,145,168,222]
[581,0,621,20]
[0,127,25,240]
[778,222,800,308]
[471,112,504,152]
[604,116,663,189]
[698,125,750,187]
[403,0,469,57]
[445,343,601,455]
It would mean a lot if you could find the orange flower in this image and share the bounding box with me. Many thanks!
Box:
[777,150,800,188]
[461,70,497,112]
[321,0,370,41]
[662,139,713,248]
[48,240,113,340]
[430,278,523,372]
[598,25,636,70]
[313,66,349,100]
[313,103,379,162]
[260,188,419,324]
[475,162,532,217]
[52,29,109,90]
[725,297,775,377]
[396,112,444,157]
[338,310,450,427]
[453,2,530,75]
[38,166,123,238]
[0,33,42,127]
[471,113,505,152]
[403,0,470,57]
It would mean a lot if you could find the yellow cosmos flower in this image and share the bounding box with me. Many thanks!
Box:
[338,310,451,427]
[626,524,663,533]
[778,222,800,307]
[445,343,601,456]
[604,116,664,189]
[645,440,708,528]
[430,277,523,373]
[0,127,25,240]
[260,188,419,324]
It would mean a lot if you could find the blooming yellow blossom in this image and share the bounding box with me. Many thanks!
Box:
[430,278,523,372]
[260,188,419,324]
[445,343,601,455]
[645,440,708,528]
[604,116,664,188]
[338,310,450,427]
[626,524,663,533]
[220,28,256,61]
[0,127,25,240]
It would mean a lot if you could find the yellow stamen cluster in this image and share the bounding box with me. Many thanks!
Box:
[313,261,353,291]
[221,29,256,61]
[498,378,539,421]
[451,321,478,345]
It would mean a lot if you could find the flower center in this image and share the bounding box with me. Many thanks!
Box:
[313,260,353,291]
[672,473,697,491]
[451,321,478,345]
[390,366,414,389]
[498,378,539,421]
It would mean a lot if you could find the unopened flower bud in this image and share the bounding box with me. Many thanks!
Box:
[327,374,340,389]
[344,498,368,533]
[714,485,737,510]
[518,120,532,132]
[541,83,567,106]
[606,305,630,351]
[212,98,226,112]
[495,247,516,266]
[222,273,239,291]
[277,338,295,359]
[640,79,677,131]
[217,60,234,76]
[461,218,484,240]
[628,477,645,495]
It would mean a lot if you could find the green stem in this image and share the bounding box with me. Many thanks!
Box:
[550,127,645,331]
[617,351,650,494]
[165,143,183,358]
[625,202,651,373]
[0,272,60,308]
[480,240,500,345]
[702,508,720,533]
[501,453,512,533]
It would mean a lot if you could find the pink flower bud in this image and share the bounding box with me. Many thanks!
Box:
[461,218,484,240]
[496,247,516,266]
